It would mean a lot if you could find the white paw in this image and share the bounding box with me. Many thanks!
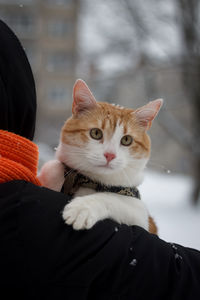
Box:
[62,200,98,230]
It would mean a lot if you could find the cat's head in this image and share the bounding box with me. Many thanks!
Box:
[56,79,163,186]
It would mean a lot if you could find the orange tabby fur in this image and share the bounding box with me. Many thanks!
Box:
[62,102,151,158]
[61,101,157,234]
[149,216,158,235]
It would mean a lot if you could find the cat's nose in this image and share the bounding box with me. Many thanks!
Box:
[104,152,116,163]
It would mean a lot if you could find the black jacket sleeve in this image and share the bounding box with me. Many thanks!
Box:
[0,181,200,300]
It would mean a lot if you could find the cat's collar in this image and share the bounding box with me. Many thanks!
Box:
[63,165,141,199]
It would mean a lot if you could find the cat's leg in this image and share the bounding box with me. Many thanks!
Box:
[148,216,158,234]
[38,160,65,191]
[62,193,148,230]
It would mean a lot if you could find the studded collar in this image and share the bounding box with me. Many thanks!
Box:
[62,165,141,199]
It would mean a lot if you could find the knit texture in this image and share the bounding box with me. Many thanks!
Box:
[0,130,41,185]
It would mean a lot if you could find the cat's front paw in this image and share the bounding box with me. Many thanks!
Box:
[62,199,98,230]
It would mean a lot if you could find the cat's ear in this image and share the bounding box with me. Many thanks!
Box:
[72,79,97,115]
[134,99,163,130]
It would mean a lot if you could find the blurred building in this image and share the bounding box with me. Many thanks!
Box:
[0,0,79,146]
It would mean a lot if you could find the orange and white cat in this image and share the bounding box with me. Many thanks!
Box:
[38,79,162,232]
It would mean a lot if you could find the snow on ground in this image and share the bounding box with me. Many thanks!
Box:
[141,170,200,250]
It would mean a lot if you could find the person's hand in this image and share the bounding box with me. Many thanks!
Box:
[38,160,65,191]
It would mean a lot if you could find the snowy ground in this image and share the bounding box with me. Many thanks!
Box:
[141,170,200,250]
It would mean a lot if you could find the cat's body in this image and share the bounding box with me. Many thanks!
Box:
[38,79,162,233]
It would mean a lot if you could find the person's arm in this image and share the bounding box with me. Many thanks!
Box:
[18,182,200,299]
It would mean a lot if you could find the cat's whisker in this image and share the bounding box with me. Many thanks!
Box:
[85,154,102,163]
[87,156,101,162]
[64,168,77,178]
[64,160,89,177]
[65,150,84,154]
[75,159,93,172]
[128,157,141,162]
[128,158,146,166]
[122,169,132,187]
[147,160,171,173]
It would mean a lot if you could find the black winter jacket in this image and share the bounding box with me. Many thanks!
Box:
[0,180,200,300]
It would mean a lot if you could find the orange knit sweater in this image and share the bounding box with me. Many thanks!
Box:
[0,130,41,186]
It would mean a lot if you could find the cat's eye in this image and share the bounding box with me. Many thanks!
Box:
[121,135,133,146]
[90,128,103,140]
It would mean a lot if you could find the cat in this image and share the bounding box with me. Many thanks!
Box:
[38,79,162,234]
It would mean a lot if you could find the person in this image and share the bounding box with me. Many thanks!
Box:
[0,19,200,300]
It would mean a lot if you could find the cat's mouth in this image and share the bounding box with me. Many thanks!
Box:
[98,163,113,169]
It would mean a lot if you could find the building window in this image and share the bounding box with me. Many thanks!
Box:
[47,19,73,38]
[0,0,33,4]
[47,85,70,104]
[44,0,73,6]
[5,15,35,37]
[46,52,74,72]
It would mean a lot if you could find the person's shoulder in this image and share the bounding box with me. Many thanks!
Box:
[0,180,149,247]
[15,181,133,242]
[0,180,71,232]
[22,180,71,206]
